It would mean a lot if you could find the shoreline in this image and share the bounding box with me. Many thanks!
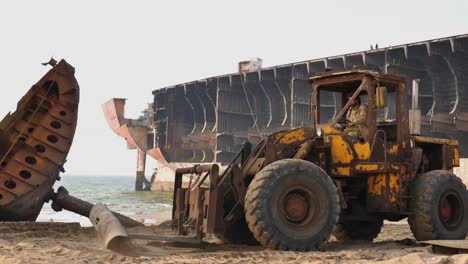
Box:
[37,205,173,227]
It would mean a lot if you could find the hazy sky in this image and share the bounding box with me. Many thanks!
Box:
[0,1,467,176]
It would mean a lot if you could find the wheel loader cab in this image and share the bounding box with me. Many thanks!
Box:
[310,70,410,170]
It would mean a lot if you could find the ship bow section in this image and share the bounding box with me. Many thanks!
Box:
[0,60,79,221]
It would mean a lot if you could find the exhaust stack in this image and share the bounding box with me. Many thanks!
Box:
[409,79,421,135]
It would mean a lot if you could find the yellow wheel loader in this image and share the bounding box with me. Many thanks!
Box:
[168,69,467,251]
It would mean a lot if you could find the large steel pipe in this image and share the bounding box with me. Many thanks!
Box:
[51,186,143,227]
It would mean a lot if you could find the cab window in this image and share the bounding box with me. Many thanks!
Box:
[316,80,362,124]
[376,85,397,141]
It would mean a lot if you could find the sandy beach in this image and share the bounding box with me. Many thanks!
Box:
[0,220,466,264]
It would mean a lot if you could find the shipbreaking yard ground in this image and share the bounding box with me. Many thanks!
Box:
[0,221,466,264]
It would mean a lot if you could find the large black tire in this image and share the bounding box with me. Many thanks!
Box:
[333,220,383,241]
[244,159,340,251]
[408,170,468,241]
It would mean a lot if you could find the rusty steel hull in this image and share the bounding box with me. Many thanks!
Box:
[0,60,79,221]
[102,34,468,164]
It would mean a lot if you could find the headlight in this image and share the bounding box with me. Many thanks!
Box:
[316,128,324,137]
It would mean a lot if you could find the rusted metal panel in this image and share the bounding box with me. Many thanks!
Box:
[0,59,79,221]
[102,99,152,151]
[367,172,401,213]
[420,240,468,254]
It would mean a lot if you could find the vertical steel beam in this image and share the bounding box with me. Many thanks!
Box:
[135,148,147,191]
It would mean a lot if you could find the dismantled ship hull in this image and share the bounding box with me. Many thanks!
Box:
[148,34,468,164]
[0,60,79,221]
[103,34,468,187]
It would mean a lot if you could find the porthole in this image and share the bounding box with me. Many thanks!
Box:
[25,156,37,165]
[4,180,16,189]
[47,135,59,143]
[50,121,62,129]
[35,145,46,153]
[19,170,32,179]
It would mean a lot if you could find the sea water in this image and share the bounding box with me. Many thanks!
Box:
[37,175,173,226]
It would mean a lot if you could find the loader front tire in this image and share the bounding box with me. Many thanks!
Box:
[244,159,340,251]
[408,170,468,240]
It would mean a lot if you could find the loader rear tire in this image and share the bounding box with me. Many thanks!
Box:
[332,220,383,241]
[408,170,468,241]
[244,159,340,251]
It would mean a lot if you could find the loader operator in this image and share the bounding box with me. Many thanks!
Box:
[343,95,369,140]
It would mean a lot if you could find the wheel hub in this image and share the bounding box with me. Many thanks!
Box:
[438,190,463,230]
[285,193,308,222]
[441,199,452,220]
[279,186,317,229]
